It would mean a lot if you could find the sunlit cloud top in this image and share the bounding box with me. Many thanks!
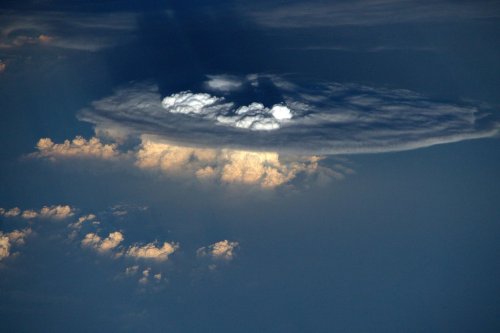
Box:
[79,74,499,155]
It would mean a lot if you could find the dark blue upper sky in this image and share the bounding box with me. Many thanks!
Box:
[1,1,499,332]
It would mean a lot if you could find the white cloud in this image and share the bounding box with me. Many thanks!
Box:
[126,241,178,261]
[81,231,124,253]
[161,91,293,131]
[78,77,499,156]
[197,240,239,261]
[33,136,119,160]
[161,91,229,115]
[205,75,243,93]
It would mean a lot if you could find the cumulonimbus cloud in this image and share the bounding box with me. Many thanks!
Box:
[78,74,499,155]
[135,135,340,188]
[33,133,348,188]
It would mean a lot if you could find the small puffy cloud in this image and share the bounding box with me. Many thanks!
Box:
[69,214,97,229]
[39,205,75,220]
[0,235,10,260]
[82,231,124,253]
[21,210,38,219]
[0,228,32,260]
[126,241,178,261]
[1,205,74,220]
[33,136,119,160]
[205,75,243,93]
[197,240,239,261]
[138,268,151,284]
[125,265,139,276]
[3,207,20,217]
[6,228,32,246]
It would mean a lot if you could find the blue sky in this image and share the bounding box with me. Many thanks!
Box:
[1,1,500,332]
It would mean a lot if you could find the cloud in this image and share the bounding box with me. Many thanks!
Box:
[0,228,32,261]
[69,214,97,230]
[197,240,239,261]
[33,136,119,160]
[125,241,178,261]
[205,75,244,93]
[1,205,74,220]
[31,133,343,188]
[246,0,500,28]
[0,235,10,260]
[2,207,20,217]
[21,210,38,219]
[81,231,124,253]
[39,205,75,220]
[136,268,162,285]
[135,135,335,188]
[78,75,499,155]
[161,91,292,131]
[125,265,139,276]
[0,11,137,51]
[5,228,32,246]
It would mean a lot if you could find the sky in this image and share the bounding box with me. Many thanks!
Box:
[1,0,500,332]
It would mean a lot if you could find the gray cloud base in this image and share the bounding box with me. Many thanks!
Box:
[78,75,499,155]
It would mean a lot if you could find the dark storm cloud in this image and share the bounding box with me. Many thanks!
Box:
[78,75,499,155]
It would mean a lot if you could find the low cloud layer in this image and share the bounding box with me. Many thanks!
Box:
[33,137,119,160]
[1,205,75,220]
[79,74,499,155]
[34,134,345,188]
